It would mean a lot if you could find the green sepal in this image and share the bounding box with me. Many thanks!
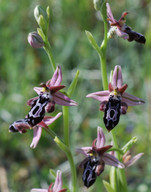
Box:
[39,15,48,36]
[85,30,101,55]
[54,136,70,154]
[67,70,80,97]
[103,180,115,192]
[121,137,137,154]
[100,1,107,23]
[34,5,48,25]
[37,28,45,41]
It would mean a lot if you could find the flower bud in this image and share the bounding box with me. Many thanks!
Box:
[27,32,44,48]
[34,5,48,24]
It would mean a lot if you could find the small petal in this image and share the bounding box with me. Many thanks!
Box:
[50,85,65,94]
[96,127,106,148]
[122,92,145,106]
[34,87,43,95]
[116,28,129,40]
[95,162,105,176]
[53,92,77,106]
[30,126,42,149]
[102,153,125,168]
[106,3,116,24]
[27,96,39,106]
[125,153,144,167]
[45,101,55,113]
[43,112,62,126]
[112,65,123,88]
[47,66,62,87]
[53,170,63,192]
[86,91,110,102]
[120,102,128,114]
[76,147,92,156]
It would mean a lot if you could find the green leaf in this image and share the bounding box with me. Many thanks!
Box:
[67,70,80,97]
[110,167,118,192]
[103,180,115,192]
[100,1,107,22]
[85,30,101,55]
[121,137,137,154]
[49,169,56,178]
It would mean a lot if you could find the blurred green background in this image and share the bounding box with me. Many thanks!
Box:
[0,0,151,191]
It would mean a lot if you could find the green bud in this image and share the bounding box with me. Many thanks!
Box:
[34,5,48,24]
[46,6,50,19]
[93,0,105,11]
[39,15,48,35]
[121,137,137,154]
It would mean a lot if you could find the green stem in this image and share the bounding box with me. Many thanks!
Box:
[99,4,108,90]
[43,39,56,72]
[99,55,108,90]
[66,151,77,192]
[99,3,128,192]
[54,137,77,192]
[43,127,56,139]
[63,106,69,146]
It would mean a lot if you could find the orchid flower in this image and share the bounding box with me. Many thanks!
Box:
[77,127,124,187]
[86,65,145,131]
[9,112,62,148]
[31,170,67,192]
[27,66,77,113]
[107,3,146,44]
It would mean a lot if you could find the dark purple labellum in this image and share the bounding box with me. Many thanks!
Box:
[124,26,146,44]
[103,95,121,131]
[27,92,50,126]
[82,156,99,188]
[9,92,51,133]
